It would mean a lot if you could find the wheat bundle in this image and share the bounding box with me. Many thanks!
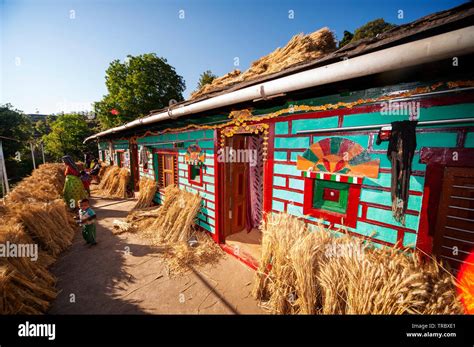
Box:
[5,163,65,204]
[143,185,202,244]
[122,185,221,274]
[97,163,108,181]
[125,206,161,231]
[132,178,158,210]
[290,227,334,314]
[96,166,118,191]
[0,222,57,314]
[95,166,130,198]
[163,231,223,276]
[254,213,464,315]
[253,213,310,314]
[0,163,75,314]
[7,200,75,258]
[192,27,336,99]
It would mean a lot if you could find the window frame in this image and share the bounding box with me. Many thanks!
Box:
[141,147,149,173]
[153,149,178,188]
[303,176,361,228]
[188,164,203,186]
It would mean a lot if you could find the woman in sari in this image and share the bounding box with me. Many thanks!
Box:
[62,155,87,209]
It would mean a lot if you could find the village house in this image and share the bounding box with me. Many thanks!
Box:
[85,3,474,271]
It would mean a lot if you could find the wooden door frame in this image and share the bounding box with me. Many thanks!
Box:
[221,134,247,240]
[129,140,140,191]
[215,123,275,245]
[418,147,474,254]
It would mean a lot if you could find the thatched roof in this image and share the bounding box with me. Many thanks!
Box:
[177,2,473,106]
[87,2,473,141]
[191,27,337,99]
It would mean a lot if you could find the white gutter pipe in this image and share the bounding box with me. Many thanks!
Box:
[84,26,474,143]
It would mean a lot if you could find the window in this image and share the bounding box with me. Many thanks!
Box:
[140,146,149,172]
[312,180,349,214]
[188,164,203,186]
[297,137,379,228]
[155,152,178,188]
[303,173,361,228]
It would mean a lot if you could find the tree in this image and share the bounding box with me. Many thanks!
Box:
[352,18,396,41]
[196,70,217,90]
[339,19,396,48]
[0,104,32,158]
[42,113,95,161]
[94,53,186,129]
[338,30,354,48]
[0,104,34,186]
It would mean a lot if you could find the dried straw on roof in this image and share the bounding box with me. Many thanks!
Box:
[191,27,336,99]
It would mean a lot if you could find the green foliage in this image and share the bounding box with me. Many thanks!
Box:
[42,113,96,161]
[339,19,396,48]
[0,104,35,186]
[338,30,354,48]
[352,18,396,41]
[196,70,217,90]
[0,104,33,157]
[94,53,186,129]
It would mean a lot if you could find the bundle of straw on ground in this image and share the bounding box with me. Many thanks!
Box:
[253,213,464,315]
[5,163,65,204]
[163,231,223,276]
[6,200,75,257]
[119,185,223,275]
[124,206,162,232]
[94,166,130,198]
[191,27,336,99]
[130,185,202,244]
[97,163,109,181]
[0,221,57,314]
[95,165,118,191]
[132,178,158,210]
[0,163,76,314]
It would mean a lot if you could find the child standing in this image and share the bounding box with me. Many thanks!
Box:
[78,198,97,245]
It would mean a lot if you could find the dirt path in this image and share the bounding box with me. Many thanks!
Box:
[49,196,263,314]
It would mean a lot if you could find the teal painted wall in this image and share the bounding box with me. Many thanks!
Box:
[270,100,474,249]
[137,129,216,234]
[97,81,473,249]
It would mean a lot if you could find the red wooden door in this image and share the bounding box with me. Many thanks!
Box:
[130,143,139,191]
[223,135,248,238]
[434,167,474,273]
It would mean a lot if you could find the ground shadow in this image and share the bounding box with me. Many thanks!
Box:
[48,198,157,314]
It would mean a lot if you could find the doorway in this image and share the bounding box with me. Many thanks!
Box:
[222,134,264,263]
[130,142,139,191]
[433,166,474,273]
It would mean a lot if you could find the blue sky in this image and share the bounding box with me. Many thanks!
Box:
[1,0,466,114]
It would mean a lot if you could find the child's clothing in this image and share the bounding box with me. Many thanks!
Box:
[79,207,97,244]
